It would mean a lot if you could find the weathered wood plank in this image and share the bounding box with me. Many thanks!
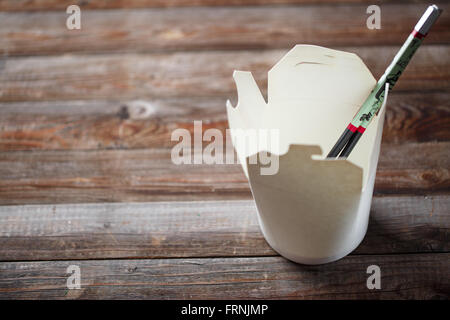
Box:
[0,0,428,12]
[0,147,250,204]
[1,46,448,102]
[0,196,448,261]
[1,4,449,56]
[376,142,450,194]
[381,92,450,144]
[0,92,448,151]
[0,142,447,205]
[0,97,227,150]
[0,254,448,299]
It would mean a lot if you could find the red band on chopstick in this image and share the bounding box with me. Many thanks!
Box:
[412,30,426,39]
[347,123,357,133]
[357,126,366,134]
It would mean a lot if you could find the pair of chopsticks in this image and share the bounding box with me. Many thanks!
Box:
[327,5,443,159]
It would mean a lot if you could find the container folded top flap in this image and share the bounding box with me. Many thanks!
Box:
[227,45,386,190]
[268,45,376,106]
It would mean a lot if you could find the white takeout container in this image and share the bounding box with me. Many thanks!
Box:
[227,45,389,264]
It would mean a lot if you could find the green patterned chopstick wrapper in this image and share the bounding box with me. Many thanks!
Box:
[327,5,442,158]
[348,31,423,135]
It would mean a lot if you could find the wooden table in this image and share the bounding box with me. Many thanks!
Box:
[0,0,449,299]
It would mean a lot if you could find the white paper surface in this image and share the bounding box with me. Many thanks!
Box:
[227,45,388,264]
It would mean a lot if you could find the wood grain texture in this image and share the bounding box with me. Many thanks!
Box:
[1,4,449,56]
[0,196,448,261]
[0,0,427,12]
[1,46,449,102]
[376,142,450,194]
[0,0,448,301]
[381,92,450,144]
[0,147,249,204]
[0,142,448,205]
[0,92,448,151]
[0,97,228,150]
[0,253,448,299]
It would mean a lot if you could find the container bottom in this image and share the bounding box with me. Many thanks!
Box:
[259,220,368,265]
